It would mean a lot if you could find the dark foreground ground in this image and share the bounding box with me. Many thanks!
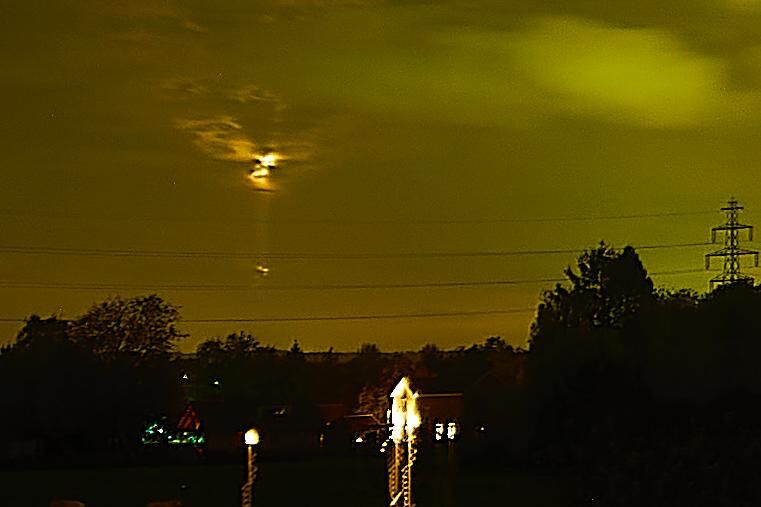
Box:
[0,454,575,507]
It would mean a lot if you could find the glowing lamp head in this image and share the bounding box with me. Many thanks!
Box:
[244,428,260,446]
[390,377,420,443]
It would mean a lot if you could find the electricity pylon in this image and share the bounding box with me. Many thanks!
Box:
[705,197,759,288]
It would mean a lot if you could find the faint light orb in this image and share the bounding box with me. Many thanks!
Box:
[249,167,270,180]
[256,265,270,277]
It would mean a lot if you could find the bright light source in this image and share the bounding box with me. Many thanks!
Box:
[258,153,278,168]
[256,265,270,277]
[249,167,270,179]
[388,376,420,507]
[447,422,457,441]
[355,436,364,443]
[244,428,260,446]
[390,377,420,444]
[249,153,279,181]
[435,423,444,442]
[182,373,189,380]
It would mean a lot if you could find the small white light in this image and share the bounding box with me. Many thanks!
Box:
[355,436,364,443]
[447,422,457,441]
[244,428,260,446]
[435,423,444,442]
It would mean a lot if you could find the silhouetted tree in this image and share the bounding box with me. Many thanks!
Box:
[63,295,188,455]
[526,244,655,467]
[69,294,187,361]
[288,339,303,357]
[0,315,101,458]
[15,315,69,350]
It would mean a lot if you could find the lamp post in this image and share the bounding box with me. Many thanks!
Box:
[242,428,260,507]
[388,377,420,507]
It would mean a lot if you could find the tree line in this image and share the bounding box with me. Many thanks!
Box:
[0,294,520,464]
[3,242,761,505]
[523,243,761,506]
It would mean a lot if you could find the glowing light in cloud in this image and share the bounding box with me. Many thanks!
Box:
[176,117,256,162]
[249,167,271,179]
[248,151,281,185]
[257,153,279,169]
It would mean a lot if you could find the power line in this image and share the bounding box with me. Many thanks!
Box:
[181,308,538,323]
[0,268,712,292]
[0,209,716,225]
[0,241,712,260]
[0,269,725,325]
[0,281,253,291]
[0,308,536,325]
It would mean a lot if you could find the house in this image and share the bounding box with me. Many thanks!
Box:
[417,393,464,444]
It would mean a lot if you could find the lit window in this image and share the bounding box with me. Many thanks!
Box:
[434,422,444,442]
[447,422,457,441]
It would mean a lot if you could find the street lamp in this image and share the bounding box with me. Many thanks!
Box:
[242,428,260,507]
[388,377,420,507]
[244,428,260,446]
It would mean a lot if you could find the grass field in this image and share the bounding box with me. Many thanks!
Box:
[0,455,574,506]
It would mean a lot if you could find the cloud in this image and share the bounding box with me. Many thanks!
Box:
[227,84,280,105]
[160,77,209,99]
[166,75,315,172]
[176,117,256,162]
[722,0,761,11]
[95,2,207,45]
[274,8,748,129]
[502,17,729,127]
[175,114,315,168]
[273,0,384,7]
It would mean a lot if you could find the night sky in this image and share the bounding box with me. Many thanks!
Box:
[3,0,761,351]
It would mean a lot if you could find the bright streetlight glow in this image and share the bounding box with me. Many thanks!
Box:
[244,428,260,446]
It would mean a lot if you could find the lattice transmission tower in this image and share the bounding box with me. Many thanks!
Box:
[705,197,759,288]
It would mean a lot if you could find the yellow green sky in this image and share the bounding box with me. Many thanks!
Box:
[3,0,761,351]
